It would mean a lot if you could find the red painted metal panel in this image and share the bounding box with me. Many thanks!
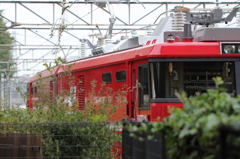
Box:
[151,103,183,121]
[149,42,240,58]
[29,66,61,83]
[149,42,220,57]
[131,59,149,120]
[56,63,128,121]
[57,45,154,74]
[29,70,53,82]
[77,75,85,110]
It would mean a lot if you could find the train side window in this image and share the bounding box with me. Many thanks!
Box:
[116,70,126,82]
[32,87,37,94]
[138,64,150,109]
[34,87,37,94]
[102,72,112,84]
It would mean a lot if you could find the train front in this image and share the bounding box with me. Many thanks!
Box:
[135,7,240,122]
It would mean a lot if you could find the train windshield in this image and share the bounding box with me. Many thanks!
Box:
[150,61,236,99]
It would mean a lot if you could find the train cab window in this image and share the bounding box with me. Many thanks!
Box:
[102,72,112,84]
[32,87,37,95]
[150,61,236,100]
[116,70,126,82]
[138,64,150,109]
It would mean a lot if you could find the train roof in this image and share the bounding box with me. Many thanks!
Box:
[59,41,240,73]
[28,66,61,82]
[58,43,154,74]
[29,39,240,83]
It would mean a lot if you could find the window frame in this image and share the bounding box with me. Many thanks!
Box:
[102,72,112,84]
[116,70,126,82]
[138,64,150,110]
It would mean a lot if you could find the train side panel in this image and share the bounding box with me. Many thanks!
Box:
[30,76,56,109]
[57,63,128,121]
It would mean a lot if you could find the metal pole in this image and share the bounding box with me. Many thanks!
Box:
[53,3,55,24]
[166,3,168,17]
[128,3,130,25]
[26,59,28,69]
[92,30,94,45]
[3,74,6,108]
[8,79,10,109]
[19,3,51,24]
[25,29,26,45]
[91,3,93,25]
[15,3,17,24]
[131,4,163,25]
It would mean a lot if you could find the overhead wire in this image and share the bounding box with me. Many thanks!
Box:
[48,0,101,62]
[71,7,99,25]
[15,38,56,70]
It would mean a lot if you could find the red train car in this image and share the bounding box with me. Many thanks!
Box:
[28,7,240,122]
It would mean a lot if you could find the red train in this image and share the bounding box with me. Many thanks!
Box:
[27,7,240,122]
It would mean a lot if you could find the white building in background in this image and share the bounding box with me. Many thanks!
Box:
[0,75,29,109]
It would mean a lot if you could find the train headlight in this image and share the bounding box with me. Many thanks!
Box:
[221,42,240,54]
[223,45,236,53]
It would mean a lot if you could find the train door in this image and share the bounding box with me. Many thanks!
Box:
[127,62,136,119]
[131,60,150,121]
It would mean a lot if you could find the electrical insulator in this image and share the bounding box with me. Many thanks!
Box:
[172,7,186,31]
[80,41,86,58]
[105,38,113,45]
[97,36,105,46]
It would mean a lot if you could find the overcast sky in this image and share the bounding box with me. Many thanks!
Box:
[0,0,238,77]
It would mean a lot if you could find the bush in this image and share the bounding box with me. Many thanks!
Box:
[0,57,126,158]
[128,77,240,159]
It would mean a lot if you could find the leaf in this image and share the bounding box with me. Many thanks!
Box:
[204,114,219,132]
[188,151,198,159]
[203,155,215,159]
[189,128,197,135]
[179,127,189,138]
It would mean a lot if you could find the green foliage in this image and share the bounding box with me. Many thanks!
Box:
[0,57,126,158]
[85,80,128,120]
[0,122,121,159]
[0,10,15,76]
[0,82,123,158]
[126,77,240,159]
[161,77,240,159]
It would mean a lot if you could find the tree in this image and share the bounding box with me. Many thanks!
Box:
[0,10,15,78]
[0,10,14,106]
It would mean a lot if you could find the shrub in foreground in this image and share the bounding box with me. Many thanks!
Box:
[128,77,240,159]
